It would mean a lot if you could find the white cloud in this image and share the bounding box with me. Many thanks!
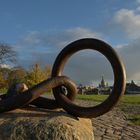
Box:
[136,0,140,13]
[20,31,42,46]
[66,27,101,39]
[18,27,101,49]
[54,27,101,47]
[15,28,103,73]
[15,24,140,83]
[137,6,140,11]
[116,43,128,49]
[116,39,140,81]
[137,0,140,4]
[112,1,140,81]
[15,22,140,83]
[114,8,140,39]
[0,64,12,69]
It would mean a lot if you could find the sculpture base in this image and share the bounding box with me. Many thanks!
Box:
[0,107,94,140]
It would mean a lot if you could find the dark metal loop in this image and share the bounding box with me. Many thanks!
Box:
[0,76,77,113]
[52,38,126,118]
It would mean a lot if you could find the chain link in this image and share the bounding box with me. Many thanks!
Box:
[0,76,77,113]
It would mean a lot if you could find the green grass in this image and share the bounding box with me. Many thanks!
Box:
[77,94,108,102]
[77,94,140,104]
[128,115,140,125]
[1,88,140,104]
[0,88,7,94]
[121,95,140,104]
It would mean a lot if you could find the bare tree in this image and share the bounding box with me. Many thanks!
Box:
[0,43,17,65]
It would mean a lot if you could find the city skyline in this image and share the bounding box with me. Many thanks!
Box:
[78,76,140,87]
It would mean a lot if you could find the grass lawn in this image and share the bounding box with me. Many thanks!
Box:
[0,88,7,93]
[121,95,140,104]
[77,94,140,104]
[128,115,140,125]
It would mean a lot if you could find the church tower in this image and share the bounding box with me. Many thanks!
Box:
[101,76,105,88]
[99,76,106,88]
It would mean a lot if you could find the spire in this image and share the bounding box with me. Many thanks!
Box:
[101,76,105,87]
[131,80,135,85]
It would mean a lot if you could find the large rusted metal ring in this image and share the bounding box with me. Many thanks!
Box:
[52,38,126,118]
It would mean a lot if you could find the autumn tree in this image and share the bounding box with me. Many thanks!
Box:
[0,67,11,89]
[25,63,51,87]
[0,71,6,89]
[25,64,46,87]
[7,67,27,86]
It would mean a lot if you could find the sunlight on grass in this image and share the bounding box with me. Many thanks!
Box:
[128,115,140,125]
[77,94,108,102]
[77,94,140,104]
[0,88,7,93]
[121,95,140,104]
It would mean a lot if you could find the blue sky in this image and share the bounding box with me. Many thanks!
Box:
[0,0,140,85]
[0,0,137,44]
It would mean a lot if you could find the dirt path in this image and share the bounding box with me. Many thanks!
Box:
[92,108,140,140]
[76,100,140,140]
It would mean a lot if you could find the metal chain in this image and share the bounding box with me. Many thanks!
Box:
[0,38,126,118]
[0,76,77,113]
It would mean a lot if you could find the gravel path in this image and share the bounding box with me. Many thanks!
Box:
[76,100,140,140]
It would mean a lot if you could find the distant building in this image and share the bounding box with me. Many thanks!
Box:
[98,76,111,94]
[99,76,107,88]
[126,80,140,94]
[78,76,111,95]
[84,88,99,95]
[78,78,140,95]
[77,84,86,95]
[77,84,98,95]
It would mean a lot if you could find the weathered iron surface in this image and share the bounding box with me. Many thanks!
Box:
[0,38,126,118]
[0,76,77,113]
[52,38,126,118]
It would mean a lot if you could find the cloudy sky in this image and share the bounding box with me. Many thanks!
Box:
[0,0,140,85]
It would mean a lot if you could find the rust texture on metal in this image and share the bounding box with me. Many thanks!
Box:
[0,38,126,118]
[0,76,77,113]
[52,38,126,118]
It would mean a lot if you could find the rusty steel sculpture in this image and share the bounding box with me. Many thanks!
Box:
[0,38,126,118]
